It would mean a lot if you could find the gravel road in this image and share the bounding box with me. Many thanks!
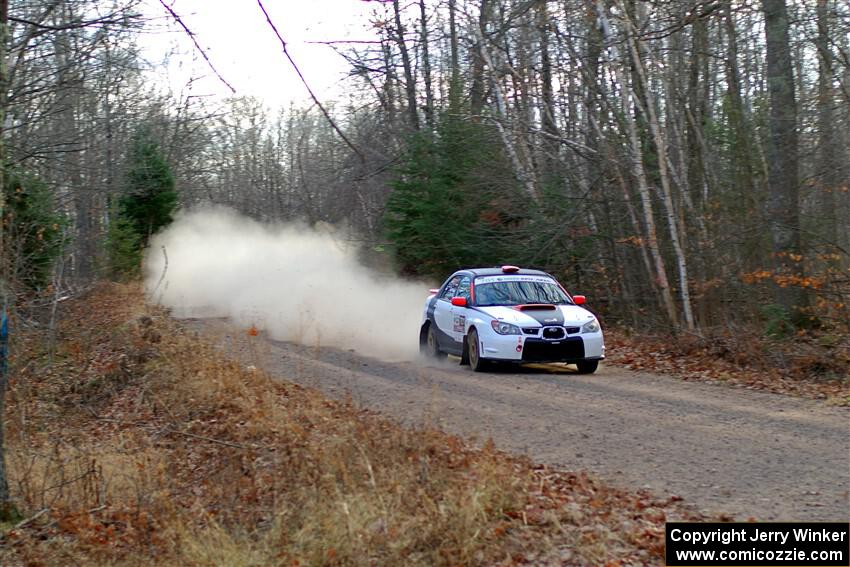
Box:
[188,318,849,522]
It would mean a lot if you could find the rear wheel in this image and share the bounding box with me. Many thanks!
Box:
[423,323,446,359]
[576,360,598,374]
[467,329,488,372]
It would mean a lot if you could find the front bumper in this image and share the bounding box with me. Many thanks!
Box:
[478,329,605,363]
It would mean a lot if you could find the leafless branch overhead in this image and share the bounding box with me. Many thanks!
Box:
[256,0,364,163]
[156,0,236,94]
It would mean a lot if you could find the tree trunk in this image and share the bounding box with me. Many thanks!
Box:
[474,23,539,203]
[687,16,709,209]
[448,0,460,111]
[0,0,5,258]
[537,0,558,181]
[0,0,12,522]
[418,0,434,128]
[469,0,489,118]
[762,0,808,321]
[381,38,396,123]
[624,95,679,328]
[622,1,695,329]
[816,0,838,248]
[595,4,679,326]
[392,0,419,130]
[722,0,756,209]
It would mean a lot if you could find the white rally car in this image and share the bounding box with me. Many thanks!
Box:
[419,266,604,373]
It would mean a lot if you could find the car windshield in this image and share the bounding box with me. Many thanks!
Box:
[474,278,571,306]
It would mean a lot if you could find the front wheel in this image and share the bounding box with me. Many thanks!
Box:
[575,360,599,374]
[467,329,488,372]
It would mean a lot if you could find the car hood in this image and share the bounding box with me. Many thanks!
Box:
[475,304,596,327]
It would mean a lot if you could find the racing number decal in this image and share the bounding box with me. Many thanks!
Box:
[453,314,466,333]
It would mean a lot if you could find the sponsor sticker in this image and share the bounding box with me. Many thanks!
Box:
[475,275,556,285]
[453,314,466,333]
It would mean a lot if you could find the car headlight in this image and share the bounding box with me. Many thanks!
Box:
[581,318,600,333]
[491,320,521,335]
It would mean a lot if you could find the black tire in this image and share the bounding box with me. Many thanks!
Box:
[467,329,488,372]
[576,360,598,374]
[423,323,446,359]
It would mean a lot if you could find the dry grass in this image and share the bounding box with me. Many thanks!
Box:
[1,283,702,566]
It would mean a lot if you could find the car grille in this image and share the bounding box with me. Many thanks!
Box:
[523,326,580,337]
[542,327,565,339]
[522,337,585,362]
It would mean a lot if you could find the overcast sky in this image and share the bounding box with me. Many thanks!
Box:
[139,0,384,108]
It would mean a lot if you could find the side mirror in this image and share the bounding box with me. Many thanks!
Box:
[451,297,468,307]
[572,295,586,305]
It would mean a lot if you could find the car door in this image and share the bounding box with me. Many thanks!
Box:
[433,275,461,350]
[448,276,472,348]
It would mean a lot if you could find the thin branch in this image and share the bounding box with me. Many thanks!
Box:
[13,508,50,530]
[256,0,365,163]
[635,1,722,41]
[9,15,137,32]
[152,245,169,302]
[93,415,267,450]
[525,126,599,158]
[166,428,260,450]
[156,0,236,94]
[304,39,384,45]
[43,506,107,531]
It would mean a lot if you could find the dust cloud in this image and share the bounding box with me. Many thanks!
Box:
[144,207,431,360]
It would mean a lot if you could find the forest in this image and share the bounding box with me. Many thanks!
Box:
[1,0,849,332]
[2,0,849,336]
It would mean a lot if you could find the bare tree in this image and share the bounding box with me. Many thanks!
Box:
[763,0,808,320]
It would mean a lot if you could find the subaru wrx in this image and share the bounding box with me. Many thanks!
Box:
[419,266,604,372]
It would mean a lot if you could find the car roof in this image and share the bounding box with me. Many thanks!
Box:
[453,267,553,278]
